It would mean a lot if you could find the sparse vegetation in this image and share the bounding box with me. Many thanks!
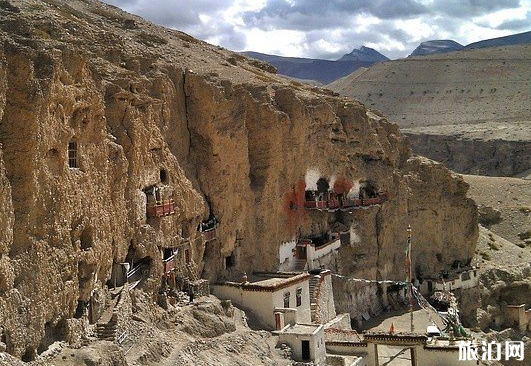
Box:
[488,241,500,251]
[481,252,491,261]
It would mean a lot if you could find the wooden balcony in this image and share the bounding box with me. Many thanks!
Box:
[201,227,217,242]
[304,192,389,211]
[147,200,175,218]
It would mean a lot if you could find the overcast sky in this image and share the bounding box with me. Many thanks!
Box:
[102,0,531,59]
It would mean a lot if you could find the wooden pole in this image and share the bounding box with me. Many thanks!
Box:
[407,225,414,332]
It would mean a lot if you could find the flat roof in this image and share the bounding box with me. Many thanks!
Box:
[215,272,311,293]
[281,323,323,336]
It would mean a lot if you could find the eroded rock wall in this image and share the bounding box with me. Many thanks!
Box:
[0,0,478,358]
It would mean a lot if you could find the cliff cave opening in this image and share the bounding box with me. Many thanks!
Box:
[125,242,152,286]
[316,177,330,193]
[80,227,93,250]
[160,168,168,184]
[359,180,378,199]
[37,320,67,354]
[21,347,36,362]
[225,253,235,269]
[73,300,85,319]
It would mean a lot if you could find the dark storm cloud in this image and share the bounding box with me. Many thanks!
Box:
[243,0,428,31]
[431,0,521,18]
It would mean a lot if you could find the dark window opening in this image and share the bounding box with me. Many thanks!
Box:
[68,141,78,168]
[316,177,329,193]
[296,287,302,307]
[359,180,378,199]
[80,227,93,250]
[185,248,191,264]
[284,292,290,308]
[301,340,310,361]
[163,248,174,261]
[225,254,234,269]
[73,300,86,318]
[160,168,168,184]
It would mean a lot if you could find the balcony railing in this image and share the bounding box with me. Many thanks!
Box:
[201,228,217,242]
[147,200,175,218]
[304,192,389,211]
[163,254,176,273]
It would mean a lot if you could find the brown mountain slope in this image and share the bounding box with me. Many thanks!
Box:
[327,45,531,176]
[327,44,531,129]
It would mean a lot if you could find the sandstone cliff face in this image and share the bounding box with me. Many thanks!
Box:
[404,126,531,177]
[0,0,477,359]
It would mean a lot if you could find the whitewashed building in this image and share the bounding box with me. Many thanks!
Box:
[211,272,311,329]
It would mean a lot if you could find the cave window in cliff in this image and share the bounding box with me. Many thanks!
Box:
[316,178,330,194]
[37,320,67,355]
[359,180,378,199]
[160,168,168,184]
[80,227,93,250]
[225,253,235,269]
[21,347,36,362]
[73,300,86,319]
[68,141,78,169]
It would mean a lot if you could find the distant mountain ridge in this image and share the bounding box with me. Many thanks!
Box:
[338,46,389,62]
[409,31,531,57]
[241,47,388,84]
[465,30,531,50]
[410,40,464,57]
[243,31,531,83]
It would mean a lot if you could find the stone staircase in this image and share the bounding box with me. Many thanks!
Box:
[291,258,307,272]
[96,313,118,341]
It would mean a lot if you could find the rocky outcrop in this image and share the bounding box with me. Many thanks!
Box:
[0,0,478,359]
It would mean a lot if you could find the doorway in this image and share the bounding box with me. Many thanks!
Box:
[301,340,310,361]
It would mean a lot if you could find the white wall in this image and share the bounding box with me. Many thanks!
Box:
[272,280,312,325]
[212,277,311,329]
[279,240,296,264]
[308,239,341,261]
[212,284,274,327]
[416,346,476,366]
[279,326,327,365]
[434,269,479,292]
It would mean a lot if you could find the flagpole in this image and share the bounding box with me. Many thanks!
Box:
[407,224,414,332]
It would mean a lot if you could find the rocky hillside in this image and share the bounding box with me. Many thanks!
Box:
[327,44,531,176]
[0,0,477,361]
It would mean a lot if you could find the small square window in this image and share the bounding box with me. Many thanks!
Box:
[283,292,290,308]
[296,287,302,307]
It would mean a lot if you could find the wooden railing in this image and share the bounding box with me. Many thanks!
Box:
[146,200,175,218]
[305,192,389,211]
